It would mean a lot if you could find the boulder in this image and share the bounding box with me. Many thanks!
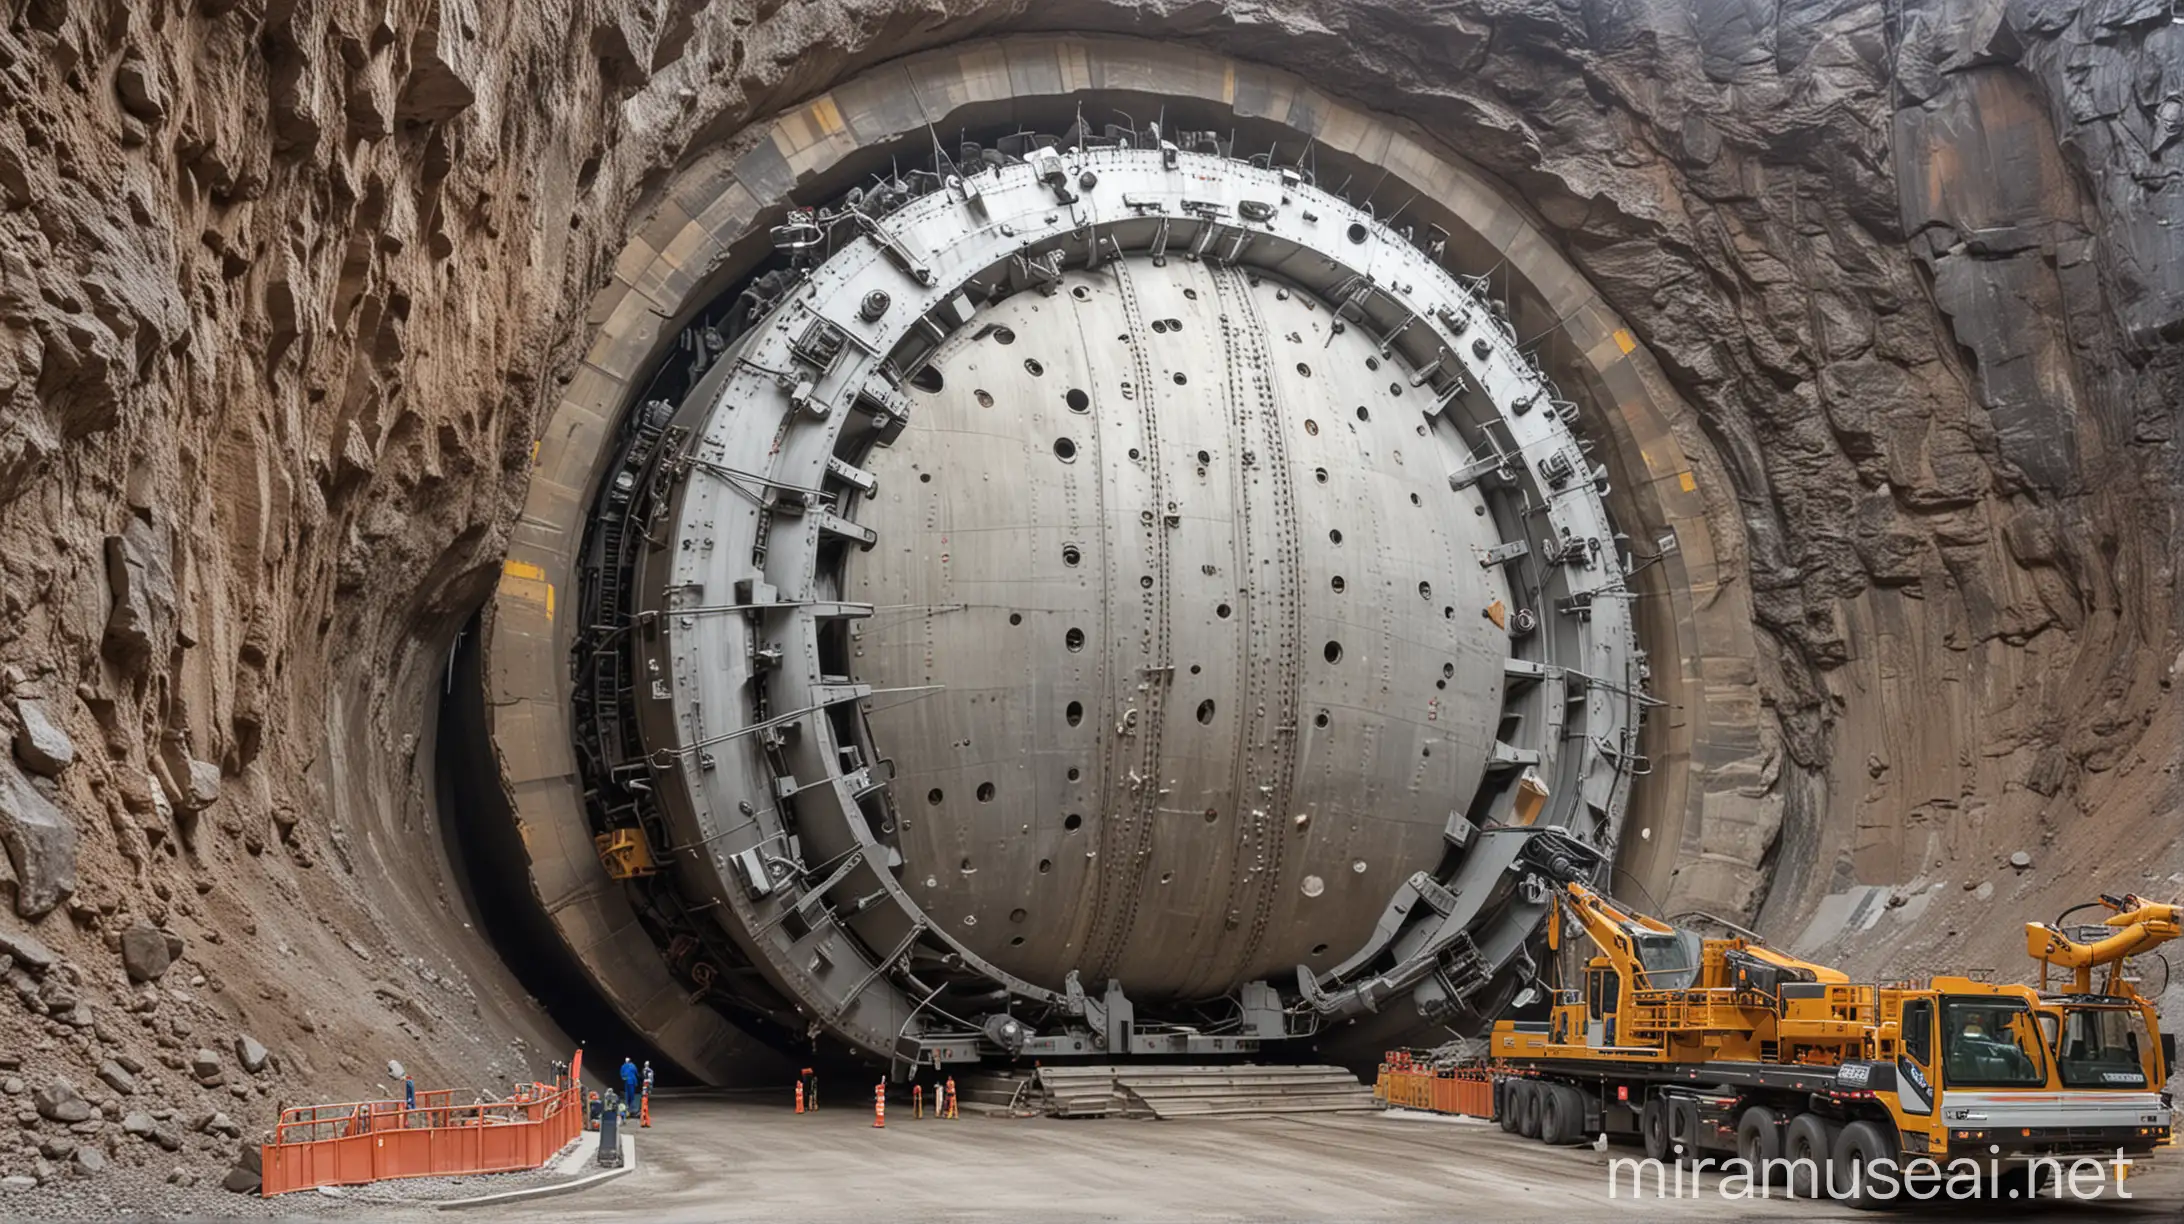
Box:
[221,1141,261,1194]
[189,1048,221,1080]
[234,1034,268,1074]
[119,918,171,982]
[0,760,77,919]
[33,1078,91,1123]
[121,1109,155,1138]
[10,702,74,777]
[72,1146,105,1175]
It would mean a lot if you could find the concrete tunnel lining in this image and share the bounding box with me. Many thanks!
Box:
[477,33,1769,1081]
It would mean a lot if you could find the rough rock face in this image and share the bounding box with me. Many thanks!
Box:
[0,0,2175,1157]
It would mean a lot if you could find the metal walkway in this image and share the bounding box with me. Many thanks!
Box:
[964,1065,1376,1119]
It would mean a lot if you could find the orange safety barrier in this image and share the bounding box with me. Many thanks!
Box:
[259,1051,586,1196]
[1373,1058,1495,1119]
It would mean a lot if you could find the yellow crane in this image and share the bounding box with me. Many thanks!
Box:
[1486,841,2174,1208]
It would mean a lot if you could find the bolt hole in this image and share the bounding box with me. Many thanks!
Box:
[1324,640,1344,664]
[974,389,994,408]
[1067,767,1081,781]
[1062,544,1082,567]
[1197,449,1211,464]
[1140,575,1154,589]
[1038,859,1052,874]
[1009,908,1027,924]
[1009,612,1023,626]
[1296,362,1312,378]
[1203,808,1219,823]
[1071,285,1090,301]
[1165,318,1181,331]
[1410,492,1421,506]
[1128,447,1142,460]
[1365,356,1381,371]
[1331,575,1346,593]
[1312,943,1329,956]
[926,788,943,806]
[1444,605,1455,619]
[1010,936,1025,947]
[1188,664,1201,675]
[1346,222,1369,244]
[976,782,996,803]
[919,472,932,483]
[1172,371,1188,385]
[1356,405,1371,422]
[960,857,974,872]
[1065,701,1084,726]
[1065,388,1090,413]
[1443,662,1456,678]
[1329,529,1343,545]
[1216,602,1232,618]
[1314,467,1328,484]
[1151,320,1168,334]
[1024,358,1044,376]
[1388,382,1402,397]
[1160,872,1173,885]
[908,364,944,393]
[1064,813,1082,832]
[992,327,1016,345]
[1183,288,1199,300]
[1197,699,1216,725]
[1304,419,1319,436]
[1065,627,1085,651]
[1419,582,1433,600]
[1054,437,1077,462]
[1314,710,1331,728]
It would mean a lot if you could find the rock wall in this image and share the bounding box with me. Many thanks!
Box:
[0,0,2175,1195]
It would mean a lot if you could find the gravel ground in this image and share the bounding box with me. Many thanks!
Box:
[0,1136,587,1221]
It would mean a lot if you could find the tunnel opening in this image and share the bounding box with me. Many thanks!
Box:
[477,37,1683,1079]
[434,606,696,1083]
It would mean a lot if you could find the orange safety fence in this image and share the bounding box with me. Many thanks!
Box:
[260,1051,586,1197]
[1373,1054,1494,1119]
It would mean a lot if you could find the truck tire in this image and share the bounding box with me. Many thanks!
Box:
[1832,1120,1899,1211]
[1640,1096,1671,1162]
[1497,1080,1520,1133]
[1541,1084,1586,1145]
[1516,1081,1543,1138]
[1784,1113,1841,1199]
[1735,1106,1782,1185]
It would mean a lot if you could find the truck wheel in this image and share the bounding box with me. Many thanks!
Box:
[1735,1106,1782,1185]
[1831,1120,1899,1211]
[1639,1096,1671,1162]
[1783,1113,1841,1199]
[1541,1085,1587,1145]
[1516,1081,1543,1138]
[1497,1080,1520,1133]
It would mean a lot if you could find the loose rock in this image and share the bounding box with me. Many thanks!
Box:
[0,759,78,919]
[32,1077,91,1123]
[96,1059,136,1096]
[2009,851,2033,870]
[119,918,173,982]
[234,1033,268,1074]
[9,701,73,777]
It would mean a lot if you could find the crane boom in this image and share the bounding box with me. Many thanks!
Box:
[2025,892,2181,996]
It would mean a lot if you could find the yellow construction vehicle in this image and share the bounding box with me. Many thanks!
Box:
[1487,833,2174,1207]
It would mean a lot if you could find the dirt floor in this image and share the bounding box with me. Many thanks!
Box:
[452,1096,2184,1224]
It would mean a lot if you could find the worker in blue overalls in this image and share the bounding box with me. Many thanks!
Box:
[619,1058,640,1118]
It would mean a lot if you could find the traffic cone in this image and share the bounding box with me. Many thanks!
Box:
[945,1076,958,1120]
[913,1084,923,1119]
[796,1081,806,1114]
[640,1093,651,1128]
[873,1081,886,1128]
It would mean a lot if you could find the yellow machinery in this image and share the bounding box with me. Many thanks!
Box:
[594,827,658,879]
[1489,858,2175,1207]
